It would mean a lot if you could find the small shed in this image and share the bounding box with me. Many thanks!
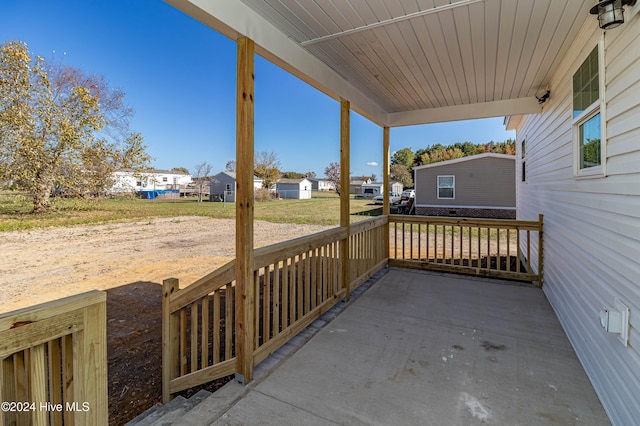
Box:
[210,171,263,202]
[413,153,515,219]
[276,178,312,199]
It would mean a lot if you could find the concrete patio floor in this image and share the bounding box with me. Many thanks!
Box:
[183,268,610,425]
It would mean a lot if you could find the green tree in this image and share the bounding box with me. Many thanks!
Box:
[0,41,151,211]
[281,171,304,179]
[391,147,415,171]
[390,164,413,188]
[171,167,190,174]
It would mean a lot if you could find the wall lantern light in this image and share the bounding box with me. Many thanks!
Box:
[590,0,637,29]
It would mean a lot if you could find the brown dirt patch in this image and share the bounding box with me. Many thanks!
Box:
[0,217,332,425]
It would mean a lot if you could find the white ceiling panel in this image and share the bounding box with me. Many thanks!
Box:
[167,0,597,126]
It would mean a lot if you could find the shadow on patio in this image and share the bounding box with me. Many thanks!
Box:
[165,268,609,425]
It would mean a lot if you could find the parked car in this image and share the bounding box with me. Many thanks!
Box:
[401,189,415,200]
[373,192,402,205]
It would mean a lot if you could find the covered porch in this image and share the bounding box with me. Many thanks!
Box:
[150,268,608,425]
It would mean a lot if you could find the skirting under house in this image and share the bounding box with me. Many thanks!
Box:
[415,206,516,219]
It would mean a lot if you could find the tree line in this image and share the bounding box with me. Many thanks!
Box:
[390,140,516,188]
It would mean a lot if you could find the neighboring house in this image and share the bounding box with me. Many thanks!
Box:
[308,178,335,192]
[275,178,312,199]
[361,181,403,198]
[210,171,263,202]
[413,153,515,219]
[110,169,192,193]
[349,176,373,195]
[506,14,640,424]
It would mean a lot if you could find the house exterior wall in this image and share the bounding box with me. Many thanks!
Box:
[111,170,191,193]
[514,14,640,425]
[413,154,515,218]
[318,180,335,191]
[309,179,335,191]
[210,172,237,202]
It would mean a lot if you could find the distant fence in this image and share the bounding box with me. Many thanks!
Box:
[0,291,108,425]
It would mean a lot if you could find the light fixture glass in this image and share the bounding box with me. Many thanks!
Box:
[590,0,636,30]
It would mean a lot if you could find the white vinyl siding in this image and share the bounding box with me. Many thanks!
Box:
[515,15,640,426]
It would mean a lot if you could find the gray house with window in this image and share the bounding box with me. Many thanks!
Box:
[209,171,263,202]
[413,153,515,219]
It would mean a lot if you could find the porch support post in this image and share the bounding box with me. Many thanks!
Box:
[235,36,255,384]
[340,99,351,301]
[383,126,390,258]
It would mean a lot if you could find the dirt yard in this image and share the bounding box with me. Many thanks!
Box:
[0,216,333,425]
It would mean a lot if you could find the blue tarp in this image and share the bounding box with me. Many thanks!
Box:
[138,190,179,199]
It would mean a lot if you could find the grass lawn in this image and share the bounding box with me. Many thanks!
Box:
[0,192,382,231]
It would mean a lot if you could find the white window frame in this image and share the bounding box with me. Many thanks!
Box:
[437,175,455,199]
[520,138,527,183]
[572,38,606,178]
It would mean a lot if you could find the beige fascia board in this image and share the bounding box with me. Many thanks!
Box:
[164,0,388,127]
[387,97,542,127]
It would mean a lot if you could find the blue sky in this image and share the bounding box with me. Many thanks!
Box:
[1,0,514,178]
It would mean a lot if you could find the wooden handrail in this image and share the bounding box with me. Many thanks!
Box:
[349,215,388,235]
[168,259,236,312]
[253,227,347,269]
[389,214,541,229]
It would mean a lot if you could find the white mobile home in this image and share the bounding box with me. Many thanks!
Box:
[110,169,192,193]
[308,178,335,192]
[507,11,640,425]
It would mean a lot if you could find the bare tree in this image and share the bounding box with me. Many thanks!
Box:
[254,150,281,189]
[324,162,341,195]
[225,160,236,172]
[193,162,212,202]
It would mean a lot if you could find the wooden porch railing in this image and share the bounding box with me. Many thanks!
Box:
[0,291,108,425]
[162,260,237,402]
[163,216,389,401]
[388,214,543,284]
[349,216,389,292]
[252,227,347,365]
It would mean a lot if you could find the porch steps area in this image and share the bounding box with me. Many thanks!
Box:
[125,389,212,426]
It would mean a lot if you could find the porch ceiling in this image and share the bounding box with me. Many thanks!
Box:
[166,0,594,127]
